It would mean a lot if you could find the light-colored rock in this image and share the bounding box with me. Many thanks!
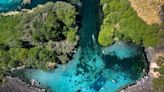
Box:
[22,0,31,5]
[47,62,57,69]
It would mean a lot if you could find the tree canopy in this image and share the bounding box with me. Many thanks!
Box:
[0,1,78,83]
[98,0,162,47]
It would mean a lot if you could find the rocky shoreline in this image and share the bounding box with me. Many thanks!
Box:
[0,76,46,92]
[0,46,156,92]
[2,46,155,92]
[122,43,164,92]
[0,41,79,92]
[0,65,49,92]
[120,47,154,92]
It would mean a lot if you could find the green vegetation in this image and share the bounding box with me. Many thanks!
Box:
[98,25,113,46]
[153,57,164,92]
[98,0,161,47]
[67,30,77,42]
[0,1,78,84]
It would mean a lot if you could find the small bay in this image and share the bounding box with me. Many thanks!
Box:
[1,0,148,92]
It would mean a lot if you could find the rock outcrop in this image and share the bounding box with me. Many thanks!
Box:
[0,76,45,92]
[22,0,31,5]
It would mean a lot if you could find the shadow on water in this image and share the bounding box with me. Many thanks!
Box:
[79,0,100,48]
[102,55,145,80]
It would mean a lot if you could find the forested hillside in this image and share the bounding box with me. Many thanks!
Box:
[0,1,78,83]
[98,0,163,47]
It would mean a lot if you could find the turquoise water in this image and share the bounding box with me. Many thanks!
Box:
[0,0,57,12]
[24,41,145,92]
[0,0,22,4]
[2,0,146,92]
[102,42,141,60]
[0,0,22,12]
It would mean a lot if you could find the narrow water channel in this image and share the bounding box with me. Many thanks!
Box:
[1,0,147,92]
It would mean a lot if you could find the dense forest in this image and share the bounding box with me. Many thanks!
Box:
[98,0,163,47]
[0,1,78,83]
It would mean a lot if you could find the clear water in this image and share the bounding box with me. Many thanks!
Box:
[2,0,146,92]
[102,42,141,60]
[0,0,57,12]
[24,41,145,92]
[0,0,22,12]
[0,0,22,4]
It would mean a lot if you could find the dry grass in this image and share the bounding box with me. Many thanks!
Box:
[129,0,164,24]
